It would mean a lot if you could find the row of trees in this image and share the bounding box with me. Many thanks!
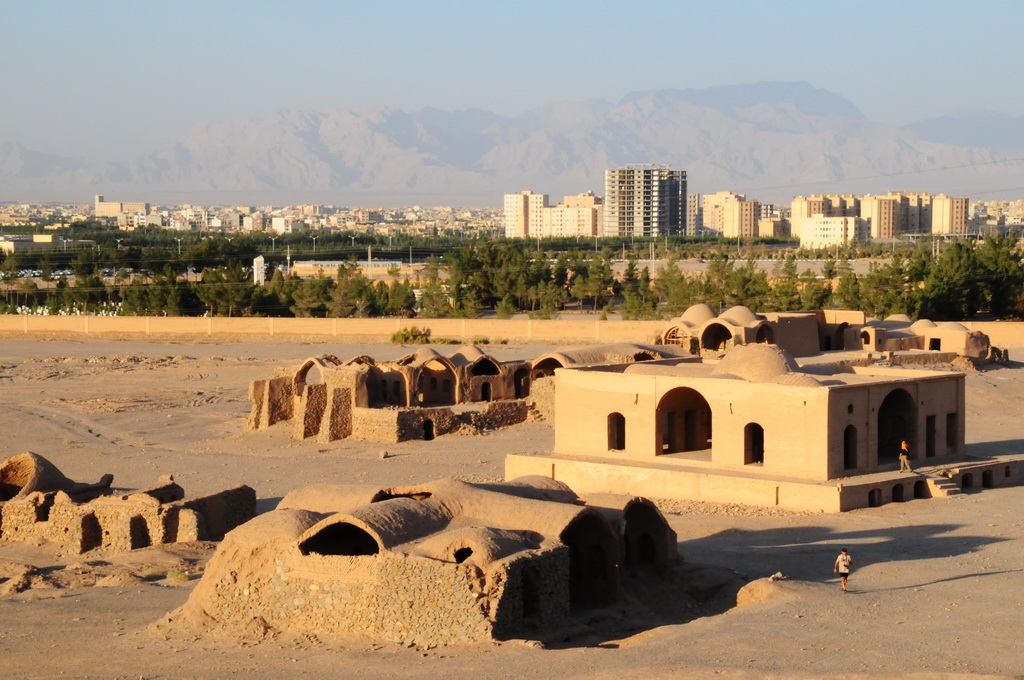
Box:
[2,234,1022,321]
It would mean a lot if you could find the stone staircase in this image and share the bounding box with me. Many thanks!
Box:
[925,474,962,497]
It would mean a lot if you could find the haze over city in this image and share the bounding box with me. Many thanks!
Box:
[3,0,1024,204]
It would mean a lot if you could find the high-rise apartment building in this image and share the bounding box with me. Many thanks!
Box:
[932,195,969,234]
[603,165,686,238]
[686,193,703,236]
[503,191,549,238]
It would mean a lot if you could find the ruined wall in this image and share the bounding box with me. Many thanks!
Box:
[349,407,459,443]
[247,376,294,431]
[198,549,499,646]
[527,376,556,421]
[0,485,256,554]
[466,400,530,431]
[395,408,461,442]
[488,549,570,638]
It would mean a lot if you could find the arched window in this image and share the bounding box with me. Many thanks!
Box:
[844,425,858,470]
[607,413,625,451]
[744,423,765,465]
[471,358,500,376]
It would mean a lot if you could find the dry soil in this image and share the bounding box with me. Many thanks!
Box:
[1,334,1023,680]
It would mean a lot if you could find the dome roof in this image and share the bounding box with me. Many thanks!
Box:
[712,344,799,383]
[909,319,937,330]
[680,304,717,326]
[937,321,969,332]
[719,305,759,326]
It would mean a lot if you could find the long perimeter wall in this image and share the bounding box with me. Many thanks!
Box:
[1,315,1023,347]
[0,315,666,343]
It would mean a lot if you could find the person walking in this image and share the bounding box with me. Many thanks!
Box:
[899,440,913,473]
[833,548,853,592]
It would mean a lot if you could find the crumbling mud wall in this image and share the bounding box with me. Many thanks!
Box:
[0,454,256,554]
[247,347,536,444]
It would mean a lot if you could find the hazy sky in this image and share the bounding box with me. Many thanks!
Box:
[4,0,1023,160]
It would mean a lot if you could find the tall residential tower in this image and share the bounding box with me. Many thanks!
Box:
[603,165,686,238]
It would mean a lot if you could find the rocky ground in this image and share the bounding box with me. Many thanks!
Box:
[1,334,1022,680]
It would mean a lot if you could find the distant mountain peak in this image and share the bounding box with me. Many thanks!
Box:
[620,82,865,119]
[1,82,1020,204]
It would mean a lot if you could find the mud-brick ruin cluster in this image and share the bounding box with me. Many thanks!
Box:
[247,345,534,443]
[247,343,692,443]
[172,476,677,646]
[0,452,256,553]
[660,304,1004,362]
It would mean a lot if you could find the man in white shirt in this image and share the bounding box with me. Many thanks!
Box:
[833,548,853,592]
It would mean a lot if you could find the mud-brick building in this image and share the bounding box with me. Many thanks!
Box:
[659,304,1001,362]
[0,452,256,553]
[171,477,677,646]
[507,344,1019,512]
[247,346,533,444]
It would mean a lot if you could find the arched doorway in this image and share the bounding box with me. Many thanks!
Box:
[744,423,764,465]
[878,388,916,466]
[844,425,858,470]
[868,488,882,507]
[700,323,733,353]
[622,502,672,575]
[560,513,618,608]
[513,368,530,398]
[892,484,905,502]
[480,382,492,402]
[530,357,563,381]
[755,324,775,344]
[832,322,849,351]
[656,387,712,454]
[520,565,541,625]
[914,480,930,499]
[982,470,994,488]
[423,419,435,441]
[607,413,625,451]
[417,360,457,406]
[961,472,974,489]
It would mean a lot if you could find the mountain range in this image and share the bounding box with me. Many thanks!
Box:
[3,82,1022,206]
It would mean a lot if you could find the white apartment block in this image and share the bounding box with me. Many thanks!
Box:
[795,215,869,249]
[542,192,603,238]
[94,194,149,219]
[503,191,549,238]
[603,165,686,238]
[931,195,969,234]
[791,192,968,240]
[702,191,758,239]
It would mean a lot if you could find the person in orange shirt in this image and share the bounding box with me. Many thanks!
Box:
[899,440,913,473]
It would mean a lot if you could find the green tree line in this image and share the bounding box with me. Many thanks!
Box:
[2,229,1022,321]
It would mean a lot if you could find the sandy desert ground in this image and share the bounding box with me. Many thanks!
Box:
[1,333,1023,680]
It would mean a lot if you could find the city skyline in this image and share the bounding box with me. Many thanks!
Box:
[4,0,1024,164]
